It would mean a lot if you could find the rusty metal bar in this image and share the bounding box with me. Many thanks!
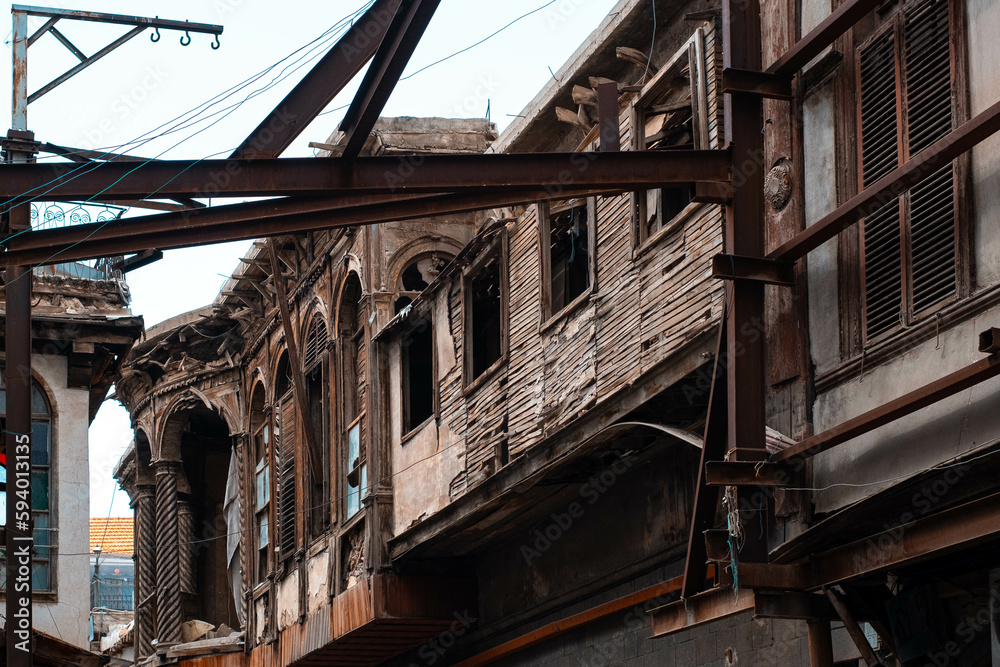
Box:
[766,0,882,76]
[39,142,147,163]
[12,5,223,35]
[704,460,798,486]
[28,26,145,104]
[711,254,795,286]
[649,587,754,637]
[722,0,769,562]
[824,589,881,666]
[722,68,793,99]
[770,98,1000,262]
[3,187,621,265]
[338,0,441,158]
[48,26,86,61]
[25,16,58,47]
[682,319,727,598]
[771,351,1000,464]
[0,150,730,201]
[753,591,837,620]
[807,620,835,667]
[597,82,620,152]
[230,0,403,159]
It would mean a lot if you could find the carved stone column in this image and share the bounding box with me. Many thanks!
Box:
[154,461,182,644]
[132,484,157,660]
[178,501,196,595]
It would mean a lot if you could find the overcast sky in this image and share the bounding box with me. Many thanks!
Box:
[2,0,622,518]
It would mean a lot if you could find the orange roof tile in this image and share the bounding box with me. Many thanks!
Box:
[90,517,134,555]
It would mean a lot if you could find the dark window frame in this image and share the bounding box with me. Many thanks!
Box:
[462,234,509,392]
[401,316,437,438]
[537,197,598,328]
[302,312,331,544]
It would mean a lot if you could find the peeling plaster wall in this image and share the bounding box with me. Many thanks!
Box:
[305,547,329,615]
[33,354,92,648]
[276,569,299,631]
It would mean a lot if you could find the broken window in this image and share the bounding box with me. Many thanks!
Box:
[303,312,330,539]
[273,351,296,562]
[0,378,54,592]
[856,0,964,341]
[539,199,595,319]
[631,29,711,244]
[464,240,506,385]
[402,319,435,434]
[338,273,367,521]
[394,253,451,314]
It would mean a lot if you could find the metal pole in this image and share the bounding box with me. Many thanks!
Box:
[807,620,835,667]
[6,8,34,666]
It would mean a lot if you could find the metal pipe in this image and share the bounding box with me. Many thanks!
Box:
[807,620,834,667]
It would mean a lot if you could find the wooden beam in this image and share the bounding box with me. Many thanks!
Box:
[771,351,1000,464]
[769,98,1000,262]
[711,254,796,286]
[767,0,882,76]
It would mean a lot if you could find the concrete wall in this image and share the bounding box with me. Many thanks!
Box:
[33,354,92,648]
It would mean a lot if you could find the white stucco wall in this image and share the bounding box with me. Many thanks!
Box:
[30,354,92,648]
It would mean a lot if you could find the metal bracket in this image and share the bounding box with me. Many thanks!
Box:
[722,68,794,100]
[711,253,796,286]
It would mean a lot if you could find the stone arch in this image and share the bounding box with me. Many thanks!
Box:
[386,235,464,291]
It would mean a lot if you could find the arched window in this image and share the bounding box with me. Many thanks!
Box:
[0,379,54,591]
[303,313,330,538]
[394,253,451,313]
[273,351,297,561]
[249,383,270,582]
[338,274,366,519]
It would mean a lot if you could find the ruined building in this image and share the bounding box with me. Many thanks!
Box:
[109,0,1000,664]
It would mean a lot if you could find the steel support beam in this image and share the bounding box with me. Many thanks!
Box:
[0,150,730,202]
[769,98,1000,262]
[230,0,404,159]
[825,589,882,666]
[2,188,620,265]
[771,351,1000,464]
[753,591,837,621]
[337,0,441,158]
[711,254,795,286]
[766,0,882,76]
[722,68,793,100]
[704,460,799,486]
[807,620,835,667]
[649,587,754,637]
[12,5,223,34]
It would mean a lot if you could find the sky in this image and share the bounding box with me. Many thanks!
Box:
[2,0,623,517]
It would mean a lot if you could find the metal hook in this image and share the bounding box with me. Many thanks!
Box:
[150,19,161,42]
[211,34,221,50]
[180,29,191,47]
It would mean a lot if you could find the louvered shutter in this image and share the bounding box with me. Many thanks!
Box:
[303,315,328,369]
[276,394,296,560]
[904,0,956,312]
[860,29,904,339]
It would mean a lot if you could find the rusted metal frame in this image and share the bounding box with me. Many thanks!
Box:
[752,591,837,621]
[26,17,58,47]
[769,97,1000,263]
[2,189,610,264]
[722,0,769,563]
[649,586,755,637]
[766,0,883,76]
[230,0,404,159]
[692,181,733,204]
[824,589,883,666]
[681,317,727,598]
[12,5,223,35]
[0,150,730,201]
[114,249,162,273]
[266,241,323,483]
[337,0,441,158]
[711,254,795,286]
[28,26,145,104]
[770,352,1000,464]
[722,68,793,100]
[704,460,799,486]
[47,26,86,61]
[807,620,835,667]
[596,82,620,152]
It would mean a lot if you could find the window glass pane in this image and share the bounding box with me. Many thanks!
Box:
[32,561,49,590]
[34,514,49,558]
[347,479,359,519]
[32,421,49,465]
[258,515,269,548]
[348,422,360,471]
[256,466,270,509]
[0,389,6,414]
[31,471,49,511]
[31,384,48,415]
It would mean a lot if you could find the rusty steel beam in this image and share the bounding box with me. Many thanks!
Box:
[807,620,835,667]
[771,352,1000,464]
[337,0,441,158]
[682,319,727,598]
[12,5,223,34]
[711,254,795,286]
[770,98,1000,262]
[29,26,146,104]
[722,68,793,100]
[0,150,729,202]
[230,0,403,159]
[649,587,754,637]
[704,460,798,486]
[824,589,881,667]
[2,187,621,265]
[597,82,621,152]
[766,0,882,76]
[753,591,837,621]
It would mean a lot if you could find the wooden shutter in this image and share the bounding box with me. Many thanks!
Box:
[859,28,903,339]
[904,0,956,313]
[303,315,328,369]
[276,395,296,560]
